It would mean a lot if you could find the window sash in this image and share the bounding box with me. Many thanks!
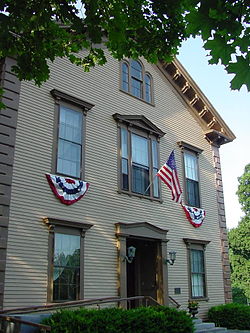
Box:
[57,106,83,178]
[190,249,206,298]
[184,152,198,181]
[186,179,200,207]
[122,63,129,92]
[145,74,152,103]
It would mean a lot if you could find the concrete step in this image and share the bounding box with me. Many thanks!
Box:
[193,318,227,333]
[195,327,227,333]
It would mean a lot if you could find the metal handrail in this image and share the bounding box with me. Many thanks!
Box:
[169,295,181,308]
[0,295,180,333]
[0,314,51,332]
[0,295,162,315]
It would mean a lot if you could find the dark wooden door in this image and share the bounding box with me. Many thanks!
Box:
[127,238,158,306]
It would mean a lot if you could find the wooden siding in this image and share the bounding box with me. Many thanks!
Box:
[4,53,225,317]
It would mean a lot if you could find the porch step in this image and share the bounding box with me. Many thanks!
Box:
[193,318,227,333]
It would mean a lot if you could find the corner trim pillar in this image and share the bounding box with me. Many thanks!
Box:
[0,57,21,309]
[211,145,232,303]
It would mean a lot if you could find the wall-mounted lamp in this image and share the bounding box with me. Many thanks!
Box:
[124,246,136,263]
[165,251,176,265]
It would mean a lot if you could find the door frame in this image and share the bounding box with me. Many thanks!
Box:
[116,222,169,307]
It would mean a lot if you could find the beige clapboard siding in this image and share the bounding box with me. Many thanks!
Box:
[4,52,225,314]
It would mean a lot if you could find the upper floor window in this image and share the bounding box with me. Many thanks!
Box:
[121,60,153,104]
[50,89,94,179]
[57,106,83,178]
[113,113,165,200]
[184,151,200,207]
[178,141,203,208]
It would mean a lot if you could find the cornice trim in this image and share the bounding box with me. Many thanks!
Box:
[158,59,236,147]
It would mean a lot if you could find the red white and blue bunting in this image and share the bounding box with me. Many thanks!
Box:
[46,174,89,205]
[181,204,206,228]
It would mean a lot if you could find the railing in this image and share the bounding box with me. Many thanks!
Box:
[0,314,51,333]
[169,295,181,308]
[0,295,180,332]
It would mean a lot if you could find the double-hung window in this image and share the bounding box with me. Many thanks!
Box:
[114,113,165,200]
[184,239,210,300]
[44,217,93,302]
[178,141,203,208]
[184,151,200,207]
[121,60,153,104]
[57,106,83,178]
[51,89,94,179]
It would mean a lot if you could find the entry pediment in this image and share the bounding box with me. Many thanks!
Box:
[113,113,165,138]
[116,222,168,240]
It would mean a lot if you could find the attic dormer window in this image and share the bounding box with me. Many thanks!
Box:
[120,60,153,104]
[113,114,165,200]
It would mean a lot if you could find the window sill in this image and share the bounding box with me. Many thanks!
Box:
[190,297,209,302]
[118,190,163,203]
[119,89,155,107]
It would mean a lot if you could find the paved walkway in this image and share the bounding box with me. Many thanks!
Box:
[227,329,250,333]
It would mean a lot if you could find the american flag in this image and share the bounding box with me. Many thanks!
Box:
[157,150,182,203]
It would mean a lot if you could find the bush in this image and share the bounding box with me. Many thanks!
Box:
[208,303,250,330]
[232,286,248,304]
[43,306,194,333]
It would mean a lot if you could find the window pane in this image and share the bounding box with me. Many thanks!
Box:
[186,179,200,207]
[122,63,129,92]
[59,107,82,144]
[131,60,142,80]
[122,158,129,190]
[191,273,205,297]
[153,168,159,198]
[132,164,149,195]
[53,233,80,301]
[132,134,149,167]
[57,140,81,178]
[191,249,205,297]
[145,74,152,103]
[184,152,198,181]
[191,250,204,273]
[121,128,128,158]
[152,140,158,168]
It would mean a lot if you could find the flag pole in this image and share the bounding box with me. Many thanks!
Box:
[143,173,158,196]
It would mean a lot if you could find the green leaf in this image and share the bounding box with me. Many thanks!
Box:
[227,56,250,91]
[204,36,234,65]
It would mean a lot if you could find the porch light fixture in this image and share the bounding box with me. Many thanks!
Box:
[124,246,136,263]
[165,251,176,265]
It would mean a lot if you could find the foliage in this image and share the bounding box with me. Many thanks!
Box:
[232,286,248,305]
[228,164,250,301]
[42,306,194,333]
[208,303,250,330]
[236,164,250,215]
[0,0,249,90]
[188,300,199,309]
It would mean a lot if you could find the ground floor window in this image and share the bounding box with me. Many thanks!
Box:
[183,238,210,300]
[43,217,93,302]
[53,232,81,301]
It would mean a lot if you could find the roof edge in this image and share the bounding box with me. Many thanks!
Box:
[158,58,236,146]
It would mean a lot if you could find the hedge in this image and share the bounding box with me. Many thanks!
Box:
[43,306,194,333]
[208,303,250,330]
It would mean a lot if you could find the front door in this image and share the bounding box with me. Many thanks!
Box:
[126,238,158,306]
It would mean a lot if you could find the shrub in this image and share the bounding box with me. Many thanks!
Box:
[208,303,250,330]
[43,306,194,333]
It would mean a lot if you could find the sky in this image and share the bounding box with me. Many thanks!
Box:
[178,37,250,229]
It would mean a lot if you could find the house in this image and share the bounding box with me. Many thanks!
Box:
[0,51,235,318]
